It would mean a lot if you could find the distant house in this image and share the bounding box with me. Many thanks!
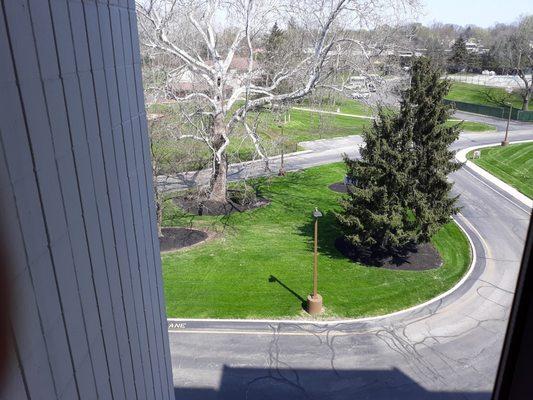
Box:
[465,41,489,54]
[450,39,489,55]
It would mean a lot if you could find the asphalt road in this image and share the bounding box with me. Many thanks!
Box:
[167,118,533,399]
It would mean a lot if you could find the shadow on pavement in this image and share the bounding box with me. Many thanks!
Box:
[174,366,490,399]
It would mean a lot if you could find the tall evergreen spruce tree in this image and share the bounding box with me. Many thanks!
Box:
[336,108,417,255]
[404,57,461,242]
[337,57,461,256]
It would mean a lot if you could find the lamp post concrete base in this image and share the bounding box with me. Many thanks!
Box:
[307,294,323,315]
[501,140,510,146]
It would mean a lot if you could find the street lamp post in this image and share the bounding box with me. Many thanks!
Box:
[278,122,285,176]
[307,208,323,315]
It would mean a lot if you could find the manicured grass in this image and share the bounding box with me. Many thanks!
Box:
[282,108,369,141]
[469,143,533,198]
[162,163,471,319]
[447,82,531,111]
[445,120,496,132]
[460,121,496,132]
[299,97,373,116]
[148,102,370,172]
[148,97,493,174]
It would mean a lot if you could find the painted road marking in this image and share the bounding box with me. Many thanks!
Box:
[168,329,354,336]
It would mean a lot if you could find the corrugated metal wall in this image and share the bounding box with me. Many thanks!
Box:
[0,0,173,398]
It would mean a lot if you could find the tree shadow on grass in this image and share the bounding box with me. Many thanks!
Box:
[296,209,348,262]
[268,275,307,311]
[296,210,443,270]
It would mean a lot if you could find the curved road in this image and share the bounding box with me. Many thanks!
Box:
[168,117,533,399]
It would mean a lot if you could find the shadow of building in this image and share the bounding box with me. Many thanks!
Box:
[175,366,490,400]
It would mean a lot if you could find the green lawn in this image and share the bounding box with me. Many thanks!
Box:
[298,97,373,116]
[469,142,533,198]
[148,97,494,174]
[446,120,496,132]
[162,163,471,319]
[447,81,531,111]
[282,107,369,141]
[460,121,496,132]
[148,102,370,173]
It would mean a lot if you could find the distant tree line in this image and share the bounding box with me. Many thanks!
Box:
[399,15,532,110]
[401,15,532,75]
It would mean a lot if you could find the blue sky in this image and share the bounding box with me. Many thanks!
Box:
[420,0,532,27]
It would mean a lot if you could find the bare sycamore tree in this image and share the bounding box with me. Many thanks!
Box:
[136,0,418,204]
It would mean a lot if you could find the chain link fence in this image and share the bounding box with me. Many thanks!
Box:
[445,99,533,122]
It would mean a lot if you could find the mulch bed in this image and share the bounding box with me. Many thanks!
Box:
[335,237,443,271]
[329,182,349,193]
[159,227,208,252]
[173,197,270,216]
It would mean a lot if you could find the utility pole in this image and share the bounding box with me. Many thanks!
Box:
[501,102,512,146]
[502,87,513,146]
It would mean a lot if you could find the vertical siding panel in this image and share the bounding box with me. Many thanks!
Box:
[126,7,174,398]
[68,1,137,398]
[0,0,173,398]
[97,4,155,397]
[0,137,55,400]
[49,0,126,398]
[109,3,160,398]
[2,2,77,397]
[119,9,167,397]
[27,2,104,399]
[82,1,148,398]
[0,336,28,400]
[92,2,153,398]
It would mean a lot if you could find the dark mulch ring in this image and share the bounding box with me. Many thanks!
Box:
[173,197,270,216]
[329,182,349,193]
[159,227,208,252]
[335,237,443,271]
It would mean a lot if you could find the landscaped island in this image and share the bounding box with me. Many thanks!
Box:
[161,163,471,319]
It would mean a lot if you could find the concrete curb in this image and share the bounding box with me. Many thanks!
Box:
[455,140,533,208]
